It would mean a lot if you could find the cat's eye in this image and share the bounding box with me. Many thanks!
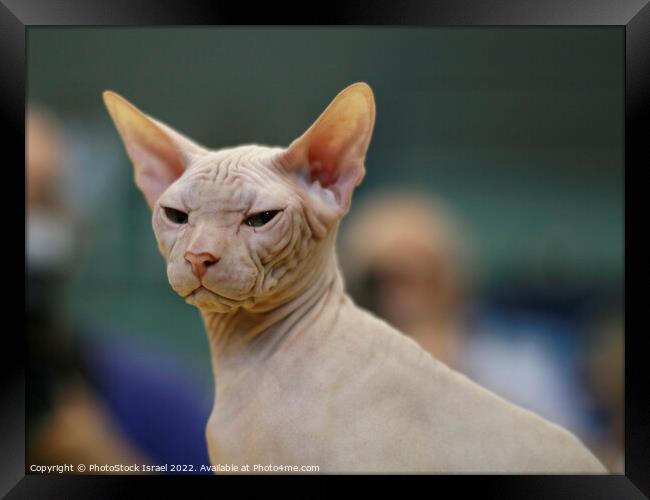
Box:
[163,207,189,224]
[244,210,280,228]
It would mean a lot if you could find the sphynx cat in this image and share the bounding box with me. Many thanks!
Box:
[103,83,606,473]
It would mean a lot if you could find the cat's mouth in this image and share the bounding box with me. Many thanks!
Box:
[183,285,253,312]
[183,285,210,298]
[184,285,238,299]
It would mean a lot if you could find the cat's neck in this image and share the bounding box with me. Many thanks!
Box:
[199,251,345,379]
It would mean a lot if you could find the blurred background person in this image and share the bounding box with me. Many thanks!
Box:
[341,192,471,367]
[27,105,147,468]
[26,105,212,473]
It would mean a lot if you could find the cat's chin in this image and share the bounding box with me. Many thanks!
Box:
[184,286,251,313]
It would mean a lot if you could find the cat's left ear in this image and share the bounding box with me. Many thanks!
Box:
[281,82,376,216]
[103,91,207,209]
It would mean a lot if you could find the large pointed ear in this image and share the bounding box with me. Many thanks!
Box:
[280,82,375,215]
[103,91,207,209]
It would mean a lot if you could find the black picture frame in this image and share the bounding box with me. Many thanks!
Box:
[6,0,647,497]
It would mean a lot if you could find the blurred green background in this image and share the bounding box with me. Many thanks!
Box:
[27,27,623,381]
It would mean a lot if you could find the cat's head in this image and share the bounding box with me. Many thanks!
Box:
[103,83,375,313]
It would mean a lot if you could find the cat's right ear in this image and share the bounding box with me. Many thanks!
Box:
[279,83,375,223]
[103,91,207,209]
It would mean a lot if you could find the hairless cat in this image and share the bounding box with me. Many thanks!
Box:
[103,83,606,473]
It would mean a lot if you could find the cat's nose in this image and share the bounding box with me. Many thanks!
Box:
[184,251,219,279]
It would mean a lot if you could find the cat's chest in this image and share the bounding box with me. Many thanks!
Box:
[206,371,335,467]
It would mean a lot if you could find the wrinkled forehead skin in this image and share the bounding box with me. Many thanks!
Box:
[163,145,289,217]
